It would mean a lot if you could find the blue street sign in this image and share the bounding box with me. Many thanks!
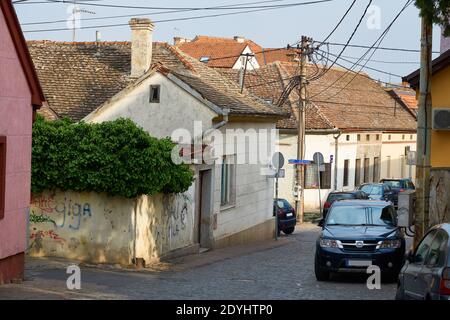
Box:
[288,159,311,165]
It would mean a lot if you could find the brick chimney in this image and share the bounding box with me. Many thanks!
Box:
[129,18,154,78]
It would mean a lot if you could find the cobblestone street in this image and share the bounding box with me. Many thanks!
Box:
[0,224,398,300]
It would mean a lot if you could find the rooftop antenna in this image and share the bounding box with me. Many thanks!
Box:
[69,1,96,42]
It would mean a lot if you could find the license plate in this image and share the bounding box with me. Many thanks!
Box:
[347,260,372,267]
[286,213,293,217]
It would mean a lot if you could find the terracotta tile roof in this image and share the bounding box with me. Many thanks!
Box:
[27,40,287,121]
[176,35,299,68]
[219,62,417,132]
[386,87,418,115]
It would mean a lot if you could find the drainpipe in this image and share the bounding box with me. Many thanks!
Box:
[333,130,342,191]
[202,108,230,138]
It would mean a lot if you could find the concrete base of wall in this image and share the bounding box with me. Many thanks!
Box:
[159,244,200,262]
[0,252,24,285]
[213,218,276,249]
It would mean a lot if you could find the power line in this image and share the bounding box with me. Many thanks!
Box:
[310,0,413,99]
[339,54,419,65]
[315,0,414,101]
[324,42,441,54]
[316,0,356,48]
[309,0,373,81]
[19,0,287,26]
[22,0,334,33]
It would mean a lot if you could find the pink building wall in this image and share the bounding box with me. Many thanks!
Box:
[0,6,34,281]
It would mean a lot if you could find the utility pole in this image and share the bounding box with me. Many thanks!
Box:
[295,36,310,224]
[414,16,433,247]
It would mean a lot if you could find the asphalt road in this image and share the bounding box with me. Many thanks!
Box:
[0,224,398,300]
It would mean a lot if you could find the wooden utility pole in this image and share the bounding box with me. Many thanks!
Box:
[295,36,309,224]
[414,16,433,247]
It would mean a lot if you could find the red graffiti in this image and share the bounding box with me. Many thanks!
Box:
[31,195,56,214]
[30,230,66,243]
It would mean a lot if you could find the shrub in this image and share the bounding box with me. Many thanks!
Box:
[32,116,194,198]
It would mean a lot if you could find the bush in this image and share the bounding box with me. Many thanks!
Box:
[32,116,194,198]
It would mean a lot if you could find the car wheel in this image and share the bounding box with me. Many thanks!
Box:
[314,256,330,281]
[283,227,295,235]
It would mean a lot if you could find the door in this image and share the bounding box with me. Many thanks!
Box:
[198,169,212,248]
[403,230,437,299]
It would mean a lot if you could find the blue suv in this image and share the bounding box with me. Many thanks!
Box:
[315,200,405,282]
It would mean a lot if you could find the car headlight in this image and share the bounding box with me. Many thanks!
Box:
[377,239,402,249]
[320,238,342,248]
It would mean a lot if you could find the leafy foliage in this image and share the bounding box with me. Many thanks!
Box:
[32,116,194,198]
[416,0,450,35]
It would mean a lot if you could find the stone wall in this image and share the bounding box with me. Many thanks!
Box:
[28,189,196,266]
[429,169,450,227]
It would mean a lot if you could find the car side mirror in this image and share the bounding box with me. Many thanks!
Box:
[318,219,325,228]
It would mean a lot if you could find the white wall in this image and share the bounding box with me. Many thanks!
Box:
[231,45,260,70]
[86,73,218,139]
[212,122,276,240]
[380,133,417,182]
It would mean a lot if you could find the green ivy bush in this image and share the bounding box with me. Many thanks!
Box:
[32,116,194,198]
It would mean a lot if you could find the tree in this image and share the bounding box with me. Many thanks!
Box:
[415,0,450,35]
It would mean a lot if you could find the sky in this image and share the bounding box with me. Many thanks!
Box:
[14,0,445,83]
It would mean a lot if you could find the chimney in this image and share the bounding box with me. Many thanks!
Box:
[234,36,245,43]
[129,18,154,78]
[174,37,190,45]
[95,31,101,42]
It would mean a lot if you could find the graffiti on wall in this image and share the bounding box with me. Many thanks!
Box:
[31,194,92,231]
[151,193,194,256]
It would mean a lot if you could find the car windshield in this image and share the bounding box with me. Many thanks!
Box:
[360,185,383,195]
[382,180,402,188]
[328,194,354,202]
[326,205,395,227]
[275,199,292,210]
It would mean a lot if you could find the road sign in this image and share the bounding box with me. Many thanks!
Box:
[272,152,285,170]
[288,159,311,165]
[313,152,324,165]
[275,169,285,178]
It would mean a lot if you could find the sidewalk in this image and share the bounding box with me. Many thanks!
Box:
[0,223,315,300]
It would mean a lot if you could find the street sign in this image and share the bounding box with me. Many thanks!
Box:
[272,152,285,170]
[288,159,311,165]
[275,169,285,178]
[313,152,324,165]
[407,151,417,166]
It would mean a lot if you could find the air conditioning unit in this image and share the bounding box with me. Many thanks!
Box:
[433,109,450,130]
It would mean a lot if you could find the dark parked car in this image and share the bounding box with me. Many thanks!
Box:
[396,224,450,300]
[315,200,405,282]
[380,178,415,208]
[323,191,369,219]
[273,199,296,235]
[358,183,395,203]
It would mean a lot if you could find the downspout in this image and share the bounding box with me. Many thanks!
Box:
[200,108,230,140]
[333,130,342,191]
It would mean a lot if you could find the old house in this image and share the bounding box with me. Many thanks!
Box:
[27,18,287,265]
[0,0,44,283]
[220,61,418,210]
[404,47,450,226]
[175,35,298,70]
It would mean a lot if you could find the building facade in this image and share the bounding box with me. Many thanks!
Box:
[0,0,44,283]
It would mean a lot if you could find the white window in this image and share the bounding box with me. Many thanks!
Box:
[221,156,236,207]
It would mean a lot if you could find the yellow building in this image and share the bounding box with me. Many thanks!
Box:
[404,48,450,225]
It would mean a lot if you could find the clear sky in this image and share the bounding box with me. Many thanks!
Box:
[14,0,444,82]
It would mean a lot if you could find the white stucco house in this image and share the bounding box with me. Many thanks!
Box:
[28,18,288,261]
[220,61,418,211]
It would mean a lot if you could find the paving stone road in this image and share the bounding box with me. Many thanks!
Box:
[0,223,399,300]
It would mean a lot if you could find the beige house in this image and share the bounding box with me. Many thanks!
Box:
[27,19,287,265]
